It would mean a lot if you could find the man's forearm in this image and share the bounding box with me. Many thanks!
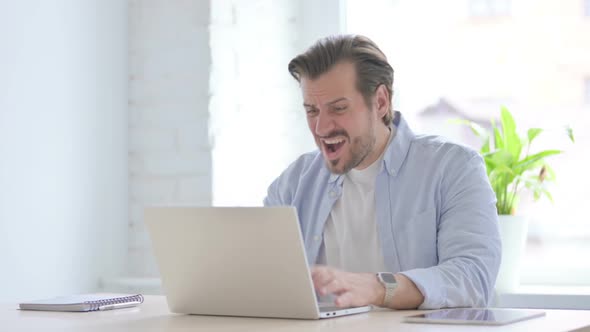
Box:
[390,273,424,309]
[311,266,425,309]
[373,273,424,309]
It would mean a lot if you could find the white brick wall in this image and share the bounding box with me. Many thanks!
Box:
[126,0,337,281]
[128,0,211,278]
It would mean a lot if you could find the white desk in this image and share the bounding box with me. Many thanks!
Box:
[3,295,590,331]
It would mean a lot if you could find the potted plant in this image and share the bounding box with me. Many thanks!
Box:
[460,106,574,291]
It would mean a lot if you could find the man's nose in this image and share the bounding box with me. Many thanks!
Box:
[314,111,334,137]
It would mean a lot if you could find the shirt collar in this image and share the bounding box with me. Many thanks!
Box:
[382,111,413,177]
[327,111,414,184]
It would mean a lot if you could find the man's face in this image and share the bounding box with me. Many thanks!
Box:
[301,62,382,174]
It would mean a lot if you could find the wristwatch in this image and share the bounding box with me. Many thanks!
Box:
[376,272,398,307]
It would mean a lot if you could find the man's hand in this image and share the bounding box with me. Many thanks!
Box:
[311,265,385,308]
[311,265,426,309]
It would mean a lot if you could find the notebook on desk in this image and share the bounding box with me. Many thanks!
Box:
[19,294,144,312]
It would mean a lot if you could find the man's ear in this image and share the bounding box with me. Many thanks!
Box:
[374,84,390,119]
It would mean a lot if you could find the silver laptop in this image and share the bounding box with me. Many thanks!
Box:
[144,206,372,319]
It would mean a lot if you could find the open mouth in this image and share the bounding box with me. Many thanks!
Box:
[321,137,346,160]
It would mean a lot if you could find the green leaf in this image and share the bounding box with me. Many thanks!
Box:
[514,150,562,174]
[521,176,540,190]
[566,126,575,143]
[481,137,490,154]
[500,107,522,162]
[488,164,516,212]
[530,182,554,203]
[500,107,516,137]
[450,118,491,153]
[491,118,504,150]
[541,188,554,203]
[483,157,494,176]
[527,128,543,145]
[449,119,488,138]
[487,163,515,177]
[544,164,556,181]
[484,149,515,169]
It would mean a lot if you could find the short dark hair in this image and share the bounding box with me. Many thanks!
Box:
[288,35,394,125]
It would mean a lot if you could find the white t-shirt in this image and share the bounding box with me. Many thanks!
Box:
[318,130,394,273]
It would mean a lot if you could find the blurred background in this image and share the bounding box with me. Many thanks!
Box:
[0,0,588,302]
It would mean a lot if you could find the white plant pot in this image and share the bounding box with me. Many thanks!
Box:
[495,215,529,292]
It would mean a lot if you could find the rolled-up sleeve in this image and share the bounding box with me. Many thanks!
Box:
[400,152,501,309]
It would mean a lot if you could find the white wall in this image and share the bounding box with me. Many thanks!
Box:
[0,0,128,301]
[113,0,342,288]
[210,0,342,207]
[127,0,211,278]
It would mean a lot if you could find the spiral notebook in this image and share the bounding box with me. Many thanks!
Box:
[19,294,144,312]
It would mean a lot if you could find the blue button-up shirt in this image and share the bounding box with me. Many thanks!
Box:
[264,112,501,309]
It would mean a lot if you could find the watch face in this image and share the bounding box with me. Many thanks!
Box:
[380,273,396,283]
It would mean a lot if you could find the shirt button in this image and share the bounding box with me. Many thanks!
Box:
[329,191,337,198]
[314,235,321,242]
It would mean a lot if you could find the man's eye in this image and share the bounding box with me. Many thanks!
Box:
[306,108,318,116]
[333,106,347,112]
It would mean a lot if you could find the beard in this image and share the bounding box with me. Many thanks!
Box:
[323,124,376,174]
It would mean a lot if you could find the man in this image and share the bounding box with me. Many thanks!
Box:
[264,35,501,310]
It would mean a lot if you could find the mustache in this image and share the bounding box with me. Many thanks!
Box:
[319,130,349,140]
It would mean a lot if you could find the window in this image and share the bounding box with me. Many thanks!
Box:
[585,0,590,17]
[347,0,590,286]
[469,0,511,18]
[209,0,337,206]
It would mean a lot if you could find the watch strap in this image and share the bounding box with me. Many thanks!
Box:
[377,272,397,307]
[382,282,396,307]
